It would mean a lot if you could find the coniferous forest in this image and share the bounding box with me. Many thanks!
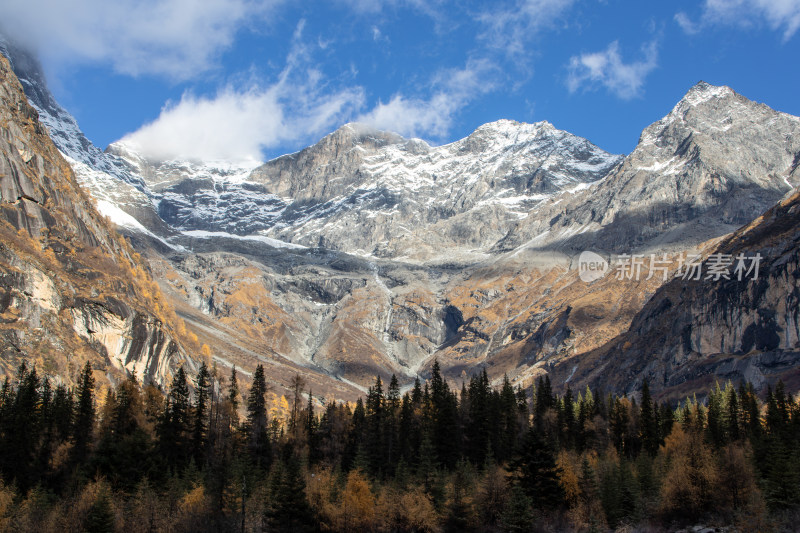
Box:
[0,359,799,532]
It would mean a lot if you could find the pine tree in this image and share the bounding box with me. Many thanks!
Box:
[500,484,534,533]
[2,363,42,489]
[73,361,95,466]
[94,376,154,491]
[228,365,240,418]
[84,487,115,533]
[726,384,740,441]
[561,385,576,449]
[509,426,564,510]
[157,366,191,471]
[264,452,313,532]
[639,380,659,456]
[411,377,423,405]
[365,376,384,475]
[192,362,211,467]
[245,365,270,468]
[429,361,459,469]
[306,390,319,466]
[706,382,726,448]
[289,373,306,433]
[385,375,400,471]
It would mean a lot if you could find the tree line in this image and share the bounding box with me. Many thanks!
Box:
[0,359,798,531]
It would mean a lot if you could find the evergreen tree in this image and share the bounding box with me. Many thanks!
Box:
[245,365,270,468]
[639,380,659,456]
[192,362,211,467]
[609,397,629,455]
[365,376,384,475]
[73,361,96,466]
[264,451,313,532]
[157,366,191,471]
[385,374,400,471]
[228,365,240,418]
[726,384,741,441]
[429,361,459,468]
[305,390,319,466]
[500,484,534,533]
[289,373,306,433]
[94,376,153,490]
[84,487,115,533]
[509,426,564,510]
[706,382,726,448]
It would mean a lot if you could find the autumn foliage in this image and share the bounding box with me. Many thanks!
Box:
[0,358,797,531]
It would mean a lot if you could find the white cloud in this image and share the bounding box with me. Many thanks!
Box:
[0,0,279,80]
[118,85,364,163]
[356,59,496,139]
[566,40,658,100]
[674,12,700,34]
[119,23,365,162]
[478,0,577,56]
[677,0,800,41]
[121,55,490,161]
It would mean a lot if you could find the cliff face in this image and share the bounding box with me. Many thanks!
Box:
[0,54,193,388]
[553,189,800,400]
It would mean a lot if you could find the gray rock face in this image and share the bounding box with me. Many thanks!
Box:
[553,189,800,398]
[0,37,174,241]
[496,82,800,255]
[0,38,146,193]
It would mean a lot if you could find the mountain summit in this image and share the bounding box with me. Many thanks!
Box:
[2,39,800,398]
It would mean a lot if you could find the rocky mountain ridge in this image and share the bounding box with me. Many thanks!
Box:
[495,81,800,255]
[3,37,800,398]
[104,117,622,261]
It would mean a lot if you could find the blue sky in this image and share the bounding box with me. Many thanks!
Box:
[1,0,799,162]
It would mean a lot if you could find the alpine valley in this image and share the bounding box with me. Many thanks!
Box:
[2,38,799,401]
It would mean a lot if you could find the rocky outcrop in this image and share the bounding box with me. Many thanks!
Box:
[0,52,190,388]
[552,189,800,399]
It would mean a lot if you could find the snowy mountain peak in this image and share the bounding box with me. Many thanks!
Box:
[470,118,554,136]
[684,80,734,102]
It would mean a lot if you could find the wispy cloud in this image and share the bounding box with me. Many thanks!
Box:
[337,0,443,16]
[119,22,365,162]
[356,59,497,139]
[0,0,281,80]
[478,0,577,56]
[566,40,658,100]
[676,0,800,41]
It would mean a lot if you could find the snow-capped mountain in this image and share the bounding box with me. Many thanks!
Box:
[106,118,621,260]
[496,81,800,255]
[4,35,800,399]
[2,34,623,262]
